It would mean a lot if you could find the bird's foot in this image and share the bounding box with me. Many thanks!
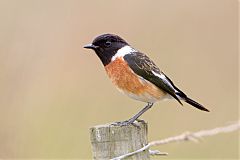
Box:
[111,120,133,126]
[111,119,139,127]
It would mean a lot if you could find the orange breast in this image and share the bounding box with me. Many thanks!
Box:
[104,58,166,102]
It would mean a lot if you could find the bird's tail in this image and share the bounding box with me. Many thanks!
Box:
[175,88,210,112]
[184,96,209,112]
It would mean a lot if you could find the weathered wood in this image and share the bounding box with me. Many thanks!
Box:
[90,121,149,160]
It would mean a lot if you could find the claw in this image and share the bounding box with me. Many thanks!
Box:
[111,120,139,127]
[136,119,145,123]
[111,120,132,126]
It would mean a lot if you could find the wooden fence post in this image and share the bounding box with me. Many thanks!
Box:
[90,121,149,160]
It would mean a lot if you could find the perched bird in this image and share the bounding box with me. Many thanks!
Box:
[84,34,209,126]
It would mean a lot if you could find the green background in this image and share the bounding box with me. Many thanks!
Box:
[0,0,238,159]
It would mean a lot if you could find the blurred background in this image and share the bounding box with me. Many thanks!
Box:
[0,0,238,159]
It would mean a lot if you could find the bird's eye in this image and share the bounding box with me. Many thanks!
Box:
[105,41,111,47]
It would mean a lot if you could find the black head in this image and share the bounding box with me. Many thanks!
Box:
[84,34,128,66]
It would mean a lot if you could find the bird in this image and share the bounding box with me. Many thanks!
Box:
[84,33,209,126]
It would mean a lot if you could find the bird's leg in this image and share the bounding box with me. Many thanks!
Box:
[127,102,154,124]
[112,102,154,126]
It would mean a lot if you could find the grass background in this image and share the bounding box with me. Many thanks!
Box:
[0,0,238,159]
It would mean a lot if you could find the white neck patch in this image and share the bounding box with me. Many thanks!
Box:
[111,45,137,61]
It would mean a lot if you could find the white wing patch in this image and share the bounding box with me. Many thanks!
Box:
[152,71,176,92]
[111,45,137,61]
[152,70,182,100]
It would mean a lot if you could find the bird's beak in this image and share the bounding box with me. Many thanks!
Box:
[83,43,98,49]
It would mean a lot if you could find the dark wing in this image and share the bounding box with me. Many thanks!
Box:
[123,52,182,105]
